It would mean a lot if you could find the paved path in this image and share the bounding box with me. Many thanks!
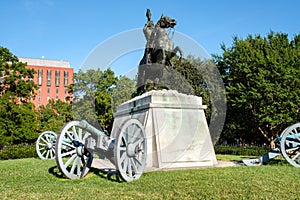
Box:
[92,158,115,170]
[215,160,243,167]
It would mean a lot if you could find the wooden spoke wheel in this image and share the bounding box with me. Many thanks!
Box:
[114,119,147,182]
[36,131,57,160]
[55,121,92,179]
[280,122,300,167]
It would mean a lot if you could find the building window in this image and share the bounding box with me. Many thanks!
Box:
[38,69,43,86]
[47,88,50,94]
[47,96,50,102]
[64,71,69,86]
[56,96,59,100]
[56,88,59,94]
[38,96,41,102]
[47,70,51,86]
[55,70,60,86]
[38,89,41,93]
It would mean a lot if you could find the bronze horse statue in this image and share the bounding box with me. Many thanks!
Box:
[136,10,184,95]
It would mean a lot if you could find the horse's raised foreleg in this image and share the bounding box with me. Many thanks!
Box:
[173,46,184,61]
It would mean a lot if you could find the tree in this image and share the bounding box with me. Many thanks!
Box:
[72,68,104,126]
[72,68,117,132]
[95,68,118,132]
[0,47,39,145]
[160,56,213,119]
[0,92,39,145]
[112,75,136,112]
[38,99,73,133]
[0,47,38,102]
[213,32,300,146]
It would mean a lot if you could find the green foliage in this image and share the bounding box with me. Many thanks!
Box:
[0,94,40,145]
[160,56,213,117]
[0,143,37,159]
[95,68,118,132]
[0,47,40,145]
[214,145,270,156]
[213,31,300,144]
[72,68,105,126]
[72,68,118,132]
[112,75,136,112]
[38,99,73,133]
[11,102,39,144]
[0,46,38,101]
[160,57,194,94]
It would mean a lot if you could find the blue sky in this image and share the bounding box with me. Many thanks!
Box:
[1,0,299,75]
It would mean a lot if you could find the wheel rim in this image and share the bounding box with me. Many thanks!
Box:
[280,123,300,167]
[36,131,57,160]
[115,119,147,182]
[55,121,91,179]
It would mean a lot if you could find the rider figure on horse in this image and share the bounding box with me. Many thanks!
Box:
[136,9,184,96]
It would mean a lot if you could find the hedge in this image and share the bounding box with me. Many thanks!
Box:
[0,143,37,160]
[0,144,271,160]
[214,145,270,156]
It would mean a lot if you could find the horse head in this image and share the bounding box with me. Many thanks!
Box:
[157,14,177,29]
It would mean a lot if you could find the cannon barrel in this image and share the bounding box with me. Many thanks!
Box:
[78,120,108,138]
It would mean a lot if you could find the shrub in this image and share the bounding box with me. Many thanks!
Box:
[214,145,270,156]
[0,143,37,160]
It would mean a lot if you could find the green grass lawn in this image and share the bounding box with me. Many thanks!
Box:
[0,156,299,199]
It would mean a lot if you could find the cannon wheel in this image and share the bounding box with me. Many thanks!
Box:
[55,121,91,179]
[280,122,300,167]
[36,131,57,160]
[114,119,147,182]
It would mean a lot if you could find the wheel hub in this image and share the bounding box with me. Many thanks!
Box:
[127,143,137,157]
[46,142,53,150]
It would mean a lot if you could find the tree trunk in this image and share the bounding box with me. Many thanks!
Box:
[258,126,276,148]
[270,139,275,149]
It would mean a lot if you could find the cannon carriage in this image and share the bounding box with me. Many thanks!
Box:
[243,122,300,167]
[36,119,147,182]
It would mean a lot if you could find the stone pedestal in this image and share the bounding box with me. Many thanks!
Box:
[111,90,217,171]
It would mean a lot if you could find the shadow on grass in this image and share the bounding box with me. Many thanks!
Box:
[48,165,64,178]
[90,167,122,182]
[48,165,123,183]
[264,158,290,166]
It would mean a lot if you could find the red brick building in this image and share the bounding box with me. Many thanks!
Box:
[19,58,73,107]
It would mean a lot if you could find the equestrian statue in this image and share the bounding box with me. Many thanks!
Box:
[136,9,184,95]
